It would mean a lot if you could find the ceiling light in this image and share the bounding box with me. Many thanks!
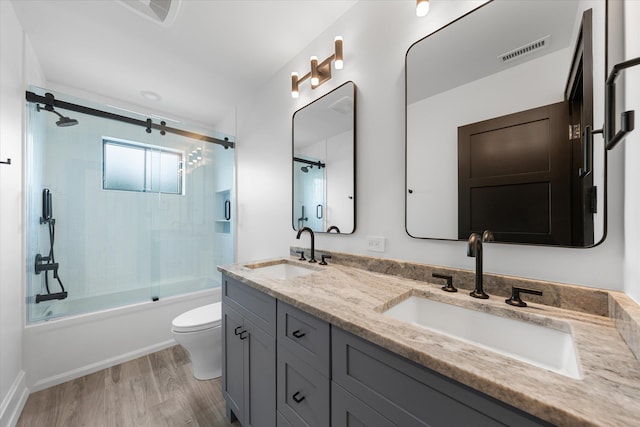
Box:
[416,0,430,17]
[140,90,162,101]
[290,36,345,98]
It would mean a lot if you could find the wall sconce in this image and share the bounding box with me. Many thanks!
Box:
[416,0,430,17]
[291,36,344,98]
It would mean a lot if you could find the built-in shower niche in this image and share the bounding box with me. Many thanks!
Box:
[215,189,232,234]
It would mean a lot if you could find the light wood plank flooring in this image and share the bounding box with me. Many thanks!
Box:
[17,345,239,427]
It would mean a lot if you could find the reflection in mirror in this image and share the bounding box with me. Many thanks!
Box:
[293,81,356,233]
[406,0,607,247]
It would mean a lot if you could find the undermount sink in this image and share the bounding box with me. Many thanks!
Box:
[383,296,582,379]
[245,260,317,280]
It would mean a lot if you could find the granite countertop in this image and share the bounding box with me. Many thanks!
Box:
[218,257,640,427]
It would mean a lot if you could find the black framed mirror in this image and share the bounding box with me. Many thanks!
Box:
[405,0,607,247]
[293,81,356,234]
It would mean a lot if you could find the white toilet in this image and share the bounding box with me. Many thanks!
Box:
[171,302,222,380]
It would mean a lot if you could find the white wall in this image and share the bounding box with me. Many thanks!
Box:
[236,0,625,290]
[624,0,640,302]
[0,2,29,425]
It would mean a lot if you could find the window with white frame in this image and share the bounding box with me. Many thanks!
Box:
[103,138,183,194]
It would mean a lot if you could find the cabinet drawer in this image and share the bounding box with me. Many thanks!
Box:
[277,301,330,377]
[332,381,397,427]
[277,346,330,427]
[332,328,551,427]
[222,274,276,335]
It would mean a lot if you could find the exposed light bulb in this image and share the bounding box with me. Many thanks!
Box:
[310,56,319,86]
[291,72,299,98]
[416,0,430,17]
[334,36,343,70]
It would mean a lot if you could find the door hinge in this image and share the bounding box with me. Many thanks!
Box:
[570,124,581,140]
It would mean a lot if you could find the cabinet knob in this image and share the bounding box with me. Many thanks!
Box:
[292,329,306,339]
[292,391,305,403]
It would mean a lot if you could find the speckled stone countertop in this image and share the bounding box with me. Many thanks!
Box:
[218,256,640,427]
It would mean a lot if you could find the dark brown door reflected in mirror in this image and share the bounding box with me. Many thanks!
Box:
[405,1,606,247]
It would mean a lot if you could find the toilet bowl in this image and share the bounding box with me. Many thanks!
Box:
[171,302,222,380]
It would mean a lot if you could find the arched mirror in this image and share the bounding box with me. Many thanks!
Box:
[406,0,607,247]
[293,81,356,234]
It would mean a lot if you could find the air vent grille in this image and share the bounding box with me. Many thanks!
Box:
[498,35,550,63]
[118,0,180,26]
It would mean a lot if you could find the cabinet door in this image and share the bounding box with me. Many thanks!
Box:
[245,317,277,427]
[332,382,397,427]
[222,303,245,424]
[277,346,330,427]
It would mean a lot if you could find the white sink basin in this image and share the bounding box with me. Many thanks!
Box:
[246,261,317,280]
[383,296,582,379]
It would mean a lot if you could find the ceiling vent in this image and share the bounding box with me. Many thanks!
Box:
[498,35,550,63]
[117,0,181,26]
[329,96,353,116]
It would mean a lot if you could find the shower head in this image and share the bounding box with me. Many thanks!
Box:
[301,166,309,173]
[37,104,79,127]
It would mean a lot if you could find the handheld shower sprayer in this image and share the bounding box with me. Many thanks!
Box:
[35,188,67,303]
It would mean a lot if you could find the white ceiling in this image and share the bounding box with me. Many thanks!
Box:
[10,0,358,128]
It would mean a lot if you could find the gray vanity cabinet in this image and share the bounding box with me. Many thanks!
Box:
[277,301,330,426]
[222,275,276,427]
[332,382,397,427]
[222,274,552,427]
[332,328,552,427]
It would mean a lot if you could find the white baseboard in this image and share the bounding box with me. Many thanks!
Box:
[30,339,176,393]
[0,370,29,427]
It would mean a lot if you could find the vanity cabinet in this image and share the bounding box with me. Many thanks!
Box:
[222,275,276,427]
[332,328,552,427]
[222,274,551,427]
[277,301,330,426]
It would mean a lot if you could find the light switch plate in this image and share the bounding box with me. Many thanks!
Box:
[367,236,386,252]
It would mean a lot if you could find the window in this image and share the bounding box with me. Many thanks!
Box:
[103,138,183,194]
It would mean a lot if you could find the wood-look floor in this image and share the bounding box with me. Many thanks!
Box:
[17,345,240,427]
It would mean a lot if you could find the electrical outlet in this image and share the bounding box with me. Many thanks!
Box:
[367,236,386,253]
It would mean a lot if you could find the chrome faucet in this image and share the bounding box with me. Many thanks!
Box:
[467,230,494,299]
[296,227,316,263]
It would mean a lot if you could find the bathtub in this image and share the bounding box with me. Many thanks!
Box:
[23,284,220,392]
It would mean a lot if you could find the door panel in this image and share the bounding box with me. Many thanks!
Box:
[222,303,245,424]
[246,318,276,427]
[458,101,571,245]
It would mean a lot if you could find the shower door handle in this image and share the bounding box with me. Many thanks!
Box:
[224,200,231,221]
[316,204,323,219]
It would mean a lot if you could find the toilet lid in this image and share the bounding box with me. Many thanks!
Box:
[172,302,221,333]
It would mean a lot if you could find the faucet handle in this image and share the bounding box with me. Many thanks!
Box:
[505,287,543,307]
[296,250,306,261]
[432,273,457,292]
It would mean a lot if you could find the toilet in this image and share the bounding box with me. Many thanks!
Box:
[171,302,222,380]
